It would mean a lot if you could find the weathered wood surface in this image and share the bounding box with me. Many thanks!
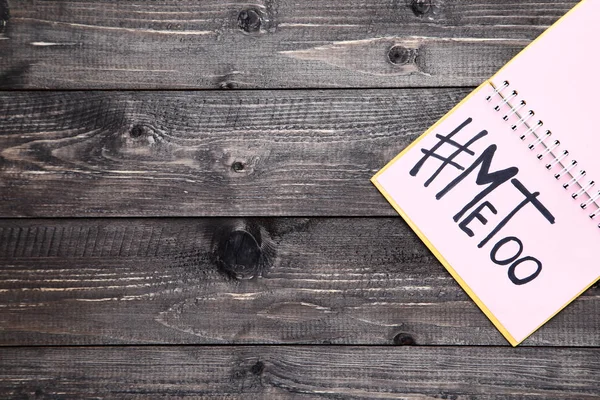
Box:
[2,0,598,397]
[0,88,472,217]
[0,0,577,89]
[0,218,597,346]
[1,346,599,399]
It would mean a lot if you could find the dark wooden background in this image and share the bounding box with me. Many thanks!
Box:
[1,0,599,398]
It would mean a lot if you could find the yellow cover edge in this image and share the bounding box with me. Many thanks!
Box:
[521,275,600,343]
[371,81,518,346]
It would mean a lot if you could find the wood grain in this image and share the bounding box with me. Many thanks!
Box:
[0,218,597,346]
[1,346,598,399]
[0,88,471,217]
[0,0,577,88]
[2,1,597,397]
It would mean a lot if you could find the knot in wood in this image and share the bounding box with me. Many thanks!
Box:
[0,0,9,33]
[387,45,416,66]
[409,0,432,17]
[393,333,416,346]
[238,8,262,33]
[212,221,275,281]
[231,161,245,173]
[129,124,148,138]
[219,81,238,89]
[250,361,264,375]
[216,229,262,280]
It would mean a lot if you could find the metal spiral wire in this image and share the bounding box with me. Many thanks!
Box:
[487,81,600,225]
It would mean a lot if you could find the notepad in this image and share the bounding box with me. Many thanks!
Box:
[372,0,600,346]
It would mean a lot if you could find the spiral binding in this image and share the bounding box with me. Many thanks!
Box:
[487,81,600,227]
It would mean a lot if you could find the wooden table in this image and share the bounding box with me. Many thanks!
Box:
[1,0,598,398]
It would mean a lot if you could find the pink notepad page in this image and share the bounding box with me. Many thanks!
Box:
[372,0,600,345]
[491,0,600,196]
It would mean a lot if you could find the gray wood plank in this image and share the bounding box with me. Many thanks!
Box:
[0,88,470,217]
[1,346,598,399]
[0,0,577,88]
[0,218,597,346]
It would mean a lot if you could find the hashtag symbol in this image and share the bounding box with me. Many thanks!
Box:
[410,118,488,187]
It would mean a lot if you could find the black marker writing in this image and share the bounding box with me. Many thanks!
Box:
[410,118,488,187]
[409,117,556,286]
[490,237,523,265]
[458,201,498,237]
[490,237,543,285]
[436,145,519,222]
[477,178,555,248]
[508,257,542,285]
